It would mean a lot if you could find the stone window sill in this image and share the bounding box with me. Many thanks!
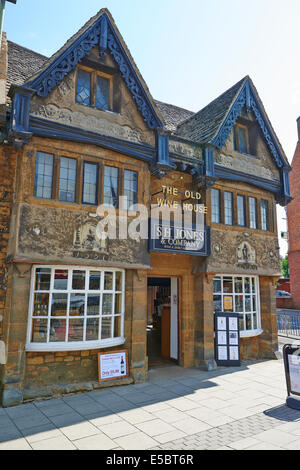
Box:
[25,337,126,353]
[240,329,263,339]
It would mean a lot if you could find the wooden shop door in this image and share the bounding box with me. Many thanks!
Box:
[161,278,178,361]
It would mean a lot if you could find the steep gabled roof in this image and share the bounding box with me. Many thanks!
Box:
[154,100,195,132]
[5,39,195,131]
[7,40,47,97]
[177,76,290,168]
[22,9,164,130]
[176,77,247,143]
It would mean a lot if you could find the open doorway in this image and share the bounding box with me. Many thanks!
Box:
[147,277,179,368]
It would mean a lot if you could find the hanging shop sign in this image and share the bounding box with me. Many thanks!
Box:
[149,220,211,256]
[98,350,129,382]
[283,344,300,410]
[214,312,241,367]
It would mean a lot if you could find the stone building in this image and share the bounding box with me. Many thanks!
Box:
[0,9,292,406]
[287,118,300,308]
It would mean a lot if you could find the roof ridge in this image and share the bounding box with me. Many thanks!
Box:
[25,8,108,83]
[7,39,48,59]
[177,76,248,131]
[154,99,195,115]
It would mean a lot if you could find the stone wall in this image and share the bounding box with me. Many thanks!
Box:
[0,145,17,380]
[0,265,149,406]
[217,112,280,182]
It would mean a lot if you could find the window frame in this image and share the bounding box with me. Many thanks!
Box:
[234,123,249,154]
[224,191,234,226]
[211,188,221,224]
[34,151,54,200]
[249,197,258,229]
[58,156,78,203]
[76,65,113,112]
[237,194,246,227]
[213,274,262,337]
[103,165,120,209]
[260,199,269,231]
[26,266,126,352]
[123,169,138,210]
[32,149,140,209]
[82,161,99,206]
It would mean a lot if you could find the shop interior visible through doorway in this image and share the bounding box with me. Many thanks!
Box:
[147,277,179,368]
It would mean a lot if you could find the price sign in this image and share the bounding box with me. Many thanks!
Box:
[98,350,129,382]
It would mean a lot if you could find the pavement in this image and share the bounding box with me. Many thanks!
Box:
[1,358,300,450]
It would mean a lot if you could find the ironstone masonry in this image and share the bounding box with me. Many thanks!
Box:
[0,8,292,406]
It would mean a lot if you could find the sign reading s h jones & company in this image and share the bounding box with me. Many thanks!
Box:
[149,184,211,256]
[149,220,211,256]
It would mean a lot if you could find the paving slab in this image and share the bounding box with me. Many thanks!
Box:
[172,417,211,435]
[22,424,64,444]
[135,418,176,437]
[2,359,300,450]
[73,432,116,450]
[100,421,137,439]
[30,436,77,450]
[115,431,158,450]
[0,438,32,450]
[60,421,100,441]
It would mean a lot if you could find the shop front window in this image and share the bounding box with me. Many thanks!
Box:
[27,267,125,351]
[213,275,261,335]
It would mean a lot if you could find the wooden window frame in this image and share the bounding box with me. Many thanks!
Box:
[213,274,262,336]
[237,194,246,227]
[234,123,249,154]
[249,196,258,230]
[211,188,221,224]
[32,149,140,210]
[82,161,99,206]
[224,191,234,226]
[260,199,269,232]
[58,156,78,203]
[26,266,126,352]
[76,65,113,111]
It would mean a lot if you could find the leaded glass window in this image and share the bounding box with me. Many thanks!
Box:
[76,69,91,106]
[103,166,119,208]
[83,162,98,205]
[261,200,268,231]
[96,75,110,111]
[224,192,233,226]
[211,189,220,224]
[237,195,246,227]
[249,197,257,229]
[234,125,248,154]
[124,170,138,210]
[34,152,54,199]
[59,157,77,202]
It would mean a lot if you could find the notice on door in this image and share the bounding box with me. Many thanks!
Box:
[98,350,129,382]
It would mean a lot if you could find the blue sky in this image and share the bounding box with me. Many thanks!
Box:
[4,0,300,254]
